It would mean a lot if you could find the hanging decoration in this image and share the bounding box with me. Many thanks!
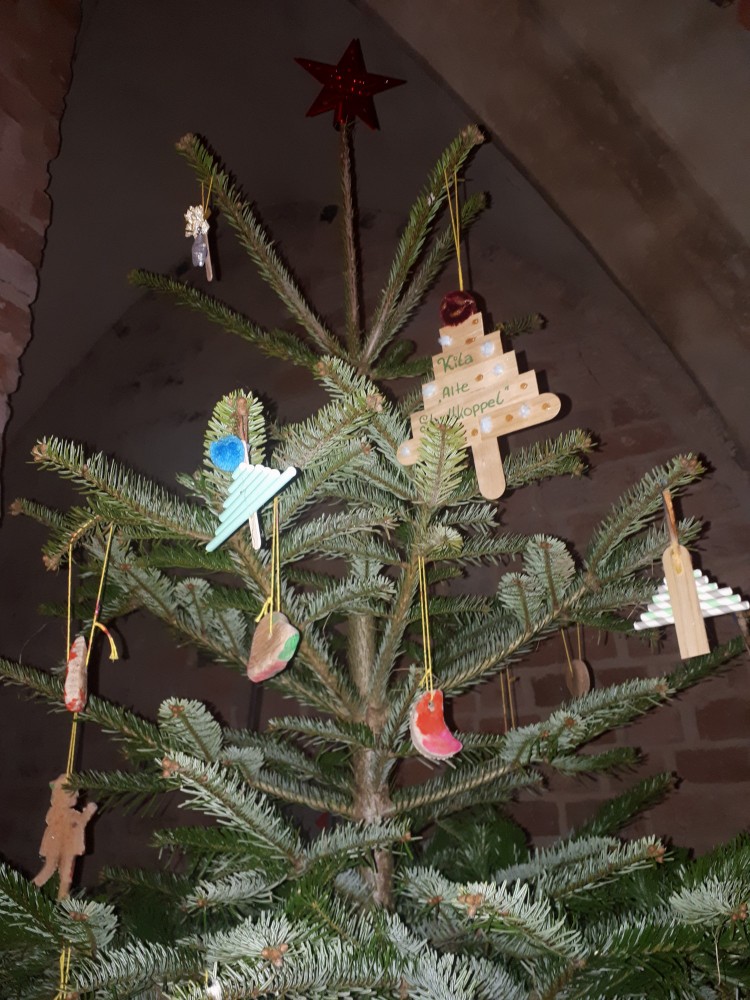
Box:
[409,556,462,760]
[295,38,405,130]
[63,635,87,712]
[397,308,561,500]
[561,625,592,698]
[634,487,748,658]
[184,176,214,281]
[206,438,296,553]
[635,570,748,652]
[397,171,561,499]
[32,774,98,900]
[34,526,117,996]
[246,497,300,682]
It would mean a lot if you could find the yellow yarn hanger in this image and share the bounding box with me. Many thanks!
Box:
[255,497,281,635]
[418,556,434,698]
[58,524,117,997]
[443,168,464,291]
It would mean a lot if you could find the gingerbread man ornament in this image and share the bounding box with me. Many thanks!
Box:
[33,774,97,899]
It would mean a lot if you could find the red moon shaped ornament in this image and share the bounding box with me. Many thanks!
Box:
[410,690,462,761]
[247,612,300,683]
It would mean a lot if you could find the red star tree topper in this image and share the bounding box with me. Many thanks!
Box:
[295,38,405,129]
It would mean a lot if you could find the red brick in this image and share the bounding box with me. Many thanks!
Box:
[532,669,568,708]
[626,703,685,746]
[696,698,750,742]
[0,244,37,299]
[0,297,31,349]
[30,187,51,226]
[0,205,45,265]
[509,796,561,838]
[562,797,608,833]
[675,746,750,784]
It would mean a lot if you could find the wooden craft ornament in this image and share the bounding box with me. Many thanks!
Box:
[63,635,87,712]
[566,658,593,698]
[561,626,592,698]
[33,774,97,900]
[640,488,711,660]
[247,611,300,682]
[206,461,296,552]
[635,570,748,653]
[397,311,561,499]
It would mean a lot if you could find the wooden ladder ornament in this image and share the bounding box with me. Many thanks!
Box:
[658,488,709,659]
[396,312,561,499]
[635,489,748,655]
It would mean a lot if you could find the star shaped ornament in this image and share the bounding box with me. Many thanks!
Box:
[295,38,405,129]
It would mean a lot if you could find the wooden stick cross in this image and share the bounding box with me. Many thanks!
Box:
[397,312,560,498]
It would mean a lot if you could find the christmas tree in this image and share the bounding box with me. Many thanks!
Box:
[1,95,749,998]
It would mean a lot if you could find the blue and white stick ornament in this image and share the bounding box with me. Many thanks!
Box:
[206,435,296,552]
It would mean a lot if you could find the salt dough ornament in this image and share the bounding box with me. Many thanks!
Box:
[32,774,97,900]
[397,308,561,499]
[64,635,87,712]
[184,203,213,281]
[206,441,296,553]
[410,690,462,761]
[247,611,300,682]
[565,658,593,698]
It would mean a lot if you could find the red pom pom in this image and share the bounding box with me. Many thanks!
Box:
[440,290,478,327]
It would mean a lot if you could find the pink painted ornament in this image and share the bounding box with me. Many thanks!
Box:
[247,612,300,683]
[410,689,462,761]
[64,635,87,712]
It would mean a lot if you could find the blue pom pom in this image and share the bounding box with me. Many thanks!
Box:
[210,435,245,472]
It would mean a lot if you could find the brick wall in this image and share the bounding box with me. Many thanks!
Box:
[0,0,80,488]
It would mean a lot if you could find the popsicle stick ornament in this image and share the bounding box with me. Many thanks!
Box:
[409,556,462,761]
[633,489,748,659]
[635,569,748,651]
[206,438,296,552]
[397,310,561,499]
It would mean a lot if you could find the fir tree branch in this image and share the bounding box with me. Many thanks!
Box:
[390,758,541,822]
[0,659,161,762]
[585,455,704,574]
[165,753,302,867]
[30,438,214,548]
[175,133,343,357]
[128,271,321,370]
[569,773,675,839]
[362,125,485,366]
[368,193,487,368]
[228,753,357,820]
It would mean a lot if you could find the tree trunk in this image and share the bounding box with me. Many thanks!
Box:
[349,613,394,908]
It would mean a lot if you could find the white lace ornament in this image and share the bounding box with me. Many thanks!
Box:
[184,205,213,279]
[184,205,209,238]
[205,963,223,998]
